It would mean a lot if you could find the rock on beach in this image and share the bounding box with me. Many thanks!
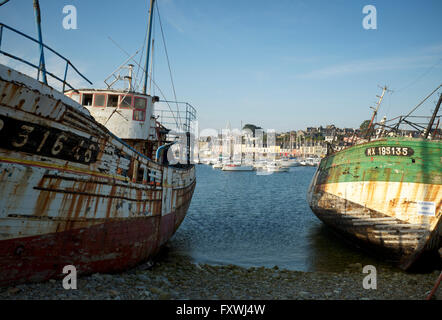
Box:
[0,253,440,300]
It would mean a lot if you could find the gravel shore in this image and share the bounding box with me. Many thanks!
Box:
[1,250,440,300]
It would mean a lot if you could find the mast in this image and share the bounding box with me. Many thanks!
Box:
[424,93,442,139]
[33,0,47,84]
[143,0,155,95]
[365,85,388,139]
[240,121,243,164]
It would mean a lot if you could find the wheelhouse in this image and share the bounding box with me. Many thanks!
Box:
[64,89,163,159]
[65,90,154,123]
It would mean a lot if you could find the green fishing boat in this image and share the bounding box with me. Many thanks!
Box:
[307,86,442,270]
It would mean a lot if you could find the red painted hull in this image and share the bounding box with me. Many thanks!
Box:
[0,64,197,287]
[0,184,194,287]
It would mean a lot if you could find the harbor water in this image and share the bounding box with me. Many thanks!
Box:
[169,164,398,273]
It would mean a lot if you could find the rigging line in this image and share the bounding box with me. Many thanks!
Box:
[106,37,140,87]
[155,2,182,129]
[395,57,442,93]
[396,83,442,127]
[107,36,180,127]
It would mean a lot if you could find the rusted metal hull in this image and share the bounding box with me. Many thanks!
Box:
[0,64,196,286]
[307,138,441,270]
[0,194,194,286]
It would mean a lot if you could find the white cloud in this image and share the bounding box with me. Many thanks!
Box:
[157,0,188,34]
[296,54,442,80]
[421,43,442,54]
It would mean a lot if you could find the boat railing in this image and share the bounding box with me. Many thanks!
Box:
[0,22,92,91]
[154,100,197,164]
[372,115,441,140]
[155,100,197,135]
[327,112,442,154]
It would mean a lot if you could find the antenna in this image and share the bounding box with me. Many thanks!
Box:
[103,43,140,90]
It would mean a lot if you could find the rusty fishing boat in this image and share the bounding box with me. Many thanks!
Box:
[0,0,196,286]
[308,86,441,270]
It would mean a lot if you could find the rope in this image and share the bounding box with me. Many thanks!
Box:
[155,2,182,130]
[104,3,181,130]
[426,271,442,300]
[396,84,442,128]
[134,15,149,92]
[106,40,180,128]
[395,58,442,93]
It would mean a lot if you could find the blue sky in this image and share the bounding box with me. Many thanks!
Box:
[0,0,441,132]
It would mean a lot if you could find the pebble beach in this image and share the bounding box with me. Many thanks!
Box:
[1,249,440,300]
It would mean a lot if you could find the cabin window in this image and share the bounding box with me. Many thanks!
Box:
[82,93,93,106]
[71,93,81,104]
[94,94,106,107]
[120,95,132,108]
[133,97,147,121]
[107,94,119,108]
[134,97,147,110]
[136,167,144,183]
[133,110,145,121]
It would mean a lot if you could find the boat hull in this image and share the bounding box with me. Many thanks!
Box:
[266,167,289,172]
[0,64,196,286]
[222,165,254,171]
[279,161,299,168]
[0,190,194,286]
[307,137,441,270]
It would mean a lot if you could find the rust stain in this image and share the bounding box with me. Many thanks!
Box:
[65,192,78,227]
[50,99,62,116]
[106,184,117,219]
[73,191,85,220]
[34,177,62,217]
[93,189,100,218]
[16,99,25,109]
[381,168,392,205]
[6,83,20,105]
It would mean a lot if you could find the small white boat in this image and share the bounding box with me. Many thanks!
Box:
[279,159,300,167]
[212,161,223,169]
[305,157,320,166]
[266,162,289,172]
[252,160,267,170]
[222,163,254,171]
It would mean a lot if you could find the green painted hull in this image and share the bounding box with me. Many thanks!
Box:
[316,137,441,185]
[307,137,442,270]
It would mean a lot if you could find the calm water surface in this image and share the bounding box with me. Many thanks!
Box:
[169,164,397,272]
